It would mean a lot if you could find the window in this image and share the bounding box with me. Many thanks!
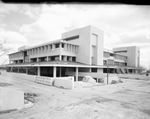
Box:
[115,62,119,66]
[55,43,60,48]
[107,60,114,65]
[63,35,79,41]
[114,50,127,53]
[67,56,70,61]
[110,53,114,56]
[72,57,76,62]
[62,43,64,48]
[51,56,55,61]
[91,68,97,72]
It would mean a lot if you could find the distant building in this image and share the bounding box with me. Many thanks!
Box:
[7,25,140,81]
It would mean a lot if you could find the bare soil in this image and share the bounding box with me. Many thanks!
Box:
[0,71,150,119]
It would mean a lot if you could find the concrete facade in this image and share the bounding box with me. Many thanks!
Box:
[113,46,140,68]
[7,25,141,80]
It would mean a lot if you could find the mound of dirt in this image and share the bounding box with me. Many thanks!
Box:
[82,76,96,83]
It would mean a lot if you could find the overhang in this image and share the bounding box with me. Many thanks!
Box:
[6,61,105,68]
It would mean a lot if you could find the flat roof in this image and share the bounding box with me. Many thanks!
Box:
[6,61,140,69]
[6,61,105,68]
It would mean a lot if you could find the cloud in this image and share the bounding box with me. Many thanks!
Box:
[1,4,150,69]
[0,28,27,53]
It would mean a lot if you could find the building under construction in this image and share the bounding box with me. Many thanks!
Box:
[7,25,141,81]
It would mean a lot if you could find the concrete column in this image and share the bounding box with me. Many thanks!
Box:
[46,57,49,62]
[59,55,62,61]
[89,68,91,72]
[53,66,56,78]
[68,56,72,61]
[76,67,78,82]
[37,67,40,76]
[96,78,98,83]
[18,67,19,73]
[44,46,46,52]
[52,44,55,50]
[26,67,28,74]
[59,43,62,61]
[70,44,72,52]
[49,57,51,61]
[64,44,67,50]
[59,67,61,77]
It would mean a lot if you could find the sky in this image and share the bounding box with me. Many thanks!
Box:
[0,3,150,69]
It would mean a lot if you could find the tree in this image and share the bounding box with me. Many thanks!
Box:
[0,41,11,65]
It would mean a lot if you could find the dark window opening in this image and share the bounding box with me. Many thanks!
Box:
[72,57,76,62]
[62,43,64,48]
[63,35,79,41]
[110,53,114,56]
[51,56,55,61]
[67,56,70,61]
[40,57,46,62]
[55,43,60,48]
[91,68,97,72]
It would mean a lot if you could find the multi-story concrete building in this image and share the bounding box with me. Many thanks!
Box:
[7,25,140,81]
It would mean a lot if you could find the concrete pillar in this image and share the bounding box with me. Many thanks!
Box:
[89,68,91,72]
[59,43,62,61]
[76,67,78,82]
[59,67,61,77]
[49,57,51,61]
[64,44,67,50]
[52,44,55,50]
[46,57,49,62]
[37,67,40,76]
[96,78,98,83]
[37,58,39,62]
[59,55,62,61]
[18,67,19,73]
[53,66,56,78]
[26,67,28,74]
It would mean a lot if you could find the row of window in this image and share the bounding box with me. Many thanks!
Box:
[27,43,78,55]
[114,50,127,53]
[103,60,127,66]
[103,52,127,61]
[29,55,76,63]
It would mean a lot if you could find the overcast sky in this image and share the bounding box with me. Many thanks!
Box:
[0,3,150,69]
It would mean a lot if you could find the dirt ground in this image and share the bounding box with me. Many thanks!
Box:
[0,71,150,119]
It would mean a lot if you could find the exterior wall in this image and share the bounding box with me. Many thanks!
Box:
[103,50,127,66]
[113,46,140,68]
[62,25,104,65]
[91,26,104,65]
[8,26,140,76]
[9,52,24,61]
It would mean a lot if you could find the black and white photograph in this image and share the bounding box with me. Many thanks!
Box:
[0,2,150,119]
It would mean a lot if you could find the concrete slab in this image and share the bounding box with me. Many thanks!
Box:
[0,87,24,111]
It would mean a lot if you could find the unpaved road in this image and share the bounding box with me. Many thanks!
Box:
[0,71,150,119]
